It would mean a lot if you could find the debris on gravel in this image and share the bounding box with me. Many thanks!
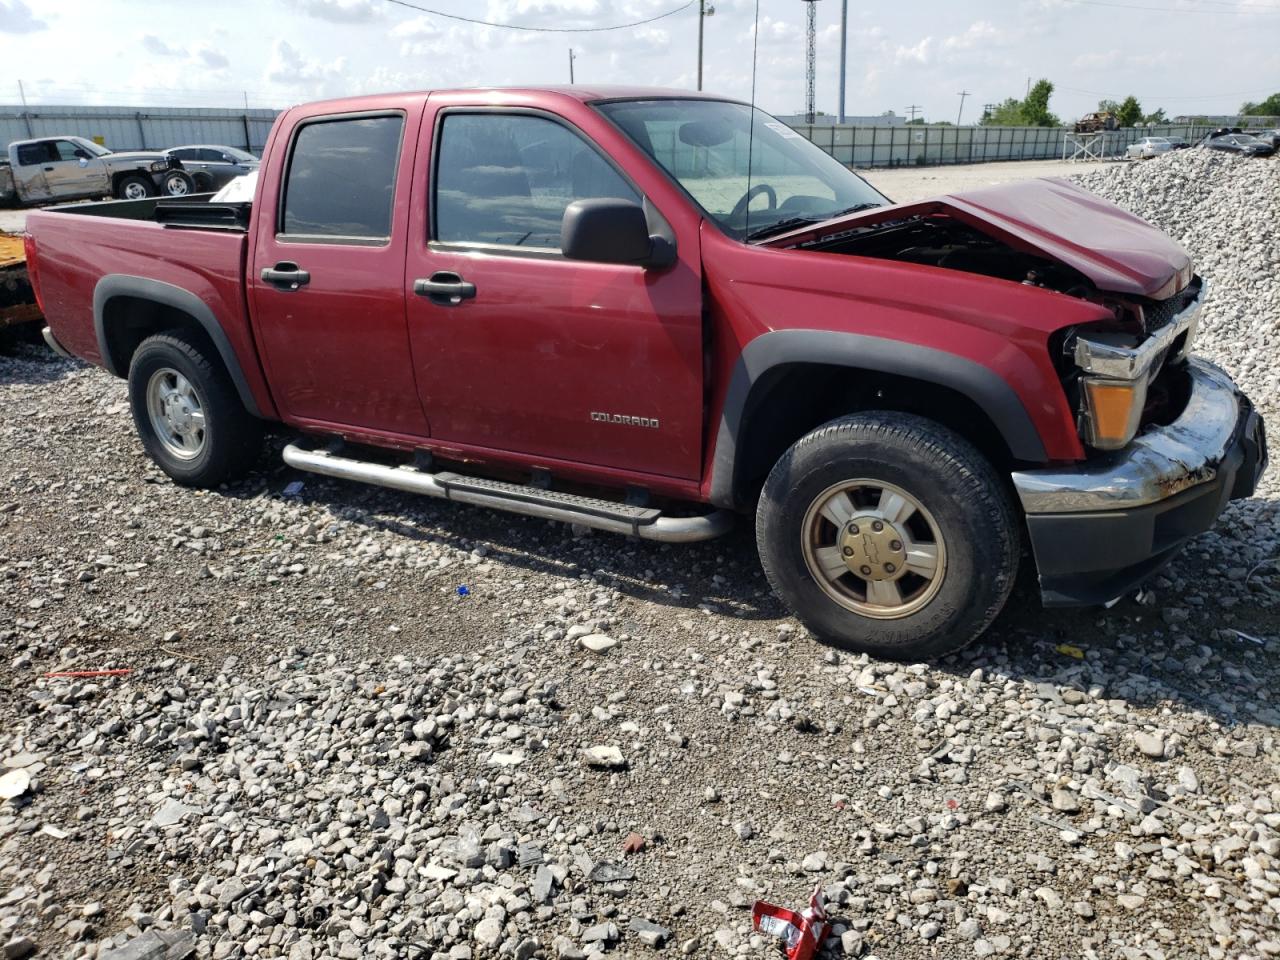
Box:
[1,149,1278,959]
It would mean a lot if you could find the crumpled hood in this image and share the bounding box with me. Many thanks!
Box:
[768,177,1193,300]
[102,151,170,165]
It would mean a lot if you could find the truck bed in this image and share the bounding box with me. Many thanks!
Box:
[26,195,273,414]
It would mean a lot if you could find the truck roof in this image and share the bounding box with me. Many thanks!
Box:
[296,85,740,113]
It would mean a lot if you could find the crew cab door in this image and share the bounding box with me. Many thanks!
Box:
[249,101,430,438]
[405,99,704,480]
[12,142,53,201]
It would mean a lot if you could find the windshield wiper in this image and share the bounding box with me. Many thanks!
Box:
[743,203,884,243]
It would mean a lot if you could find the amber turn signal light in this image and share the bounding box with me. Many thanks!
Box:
[1081,378,1145,450]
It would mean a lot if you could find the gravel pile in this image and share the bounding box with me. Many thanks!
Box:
[2,155,1279,960]
[1073,149,1280,412]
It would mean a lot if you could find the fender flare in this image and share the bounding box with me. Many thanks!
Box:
[708,329,1048,509]
[93,274,265,418]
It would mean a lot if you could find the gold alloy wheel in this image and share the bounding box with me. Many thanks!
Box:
[800,478,948,620]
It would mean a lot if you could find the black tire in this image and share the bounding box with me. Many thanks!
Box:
[127,333,262,488]
[116,174,155,200]
[161,170,194,197]
[756,411,1020,661]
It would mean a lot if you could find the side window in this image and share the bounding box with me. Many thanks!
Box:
[16,142,53,165]
[281,114,404,241]
[53,141,82,161]
[200,149,226,163]
[434,113,639,249]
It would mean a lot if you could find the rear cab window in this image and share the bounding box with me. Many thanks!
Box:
[432,112,639,251]
[280,113,405,244]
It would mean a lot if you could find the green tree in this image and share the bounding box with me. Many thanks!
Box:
[980,97,1024,125]
[1116,96,1143,127]
[1021,79,1061,127]
[1241,92,1280,116]
[1142,107,1167,125]
[1097,99,1121,114]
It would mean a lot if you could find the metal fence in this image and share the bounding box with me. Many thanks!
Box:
[0,105,281,156]
[788,122,1222,168]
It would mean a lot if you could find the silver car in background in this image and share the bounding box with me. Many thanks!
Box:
[1126,136,1177,160]
[163,145,259,193]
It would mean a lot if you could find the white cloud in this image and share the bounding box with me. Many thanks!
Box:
[943,20,1010,51]
[893,37,934,65]
[265,39,348,92]
[142,34,179,56]
[286,0,381,23]
[0,0,45,33]
[196,46,230,70]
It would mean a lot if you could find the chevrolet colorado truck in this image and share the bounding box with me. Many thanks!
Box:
[25,87,1267,660]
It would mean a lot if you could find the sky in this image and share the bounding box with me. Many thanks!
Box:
[1,0,1278,122]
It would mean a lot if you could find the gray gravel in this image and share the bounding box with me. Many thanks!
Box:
[2,151,1279,959]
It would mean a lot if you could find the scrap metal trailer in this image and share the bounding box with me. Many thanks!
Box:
[0,234,41,329]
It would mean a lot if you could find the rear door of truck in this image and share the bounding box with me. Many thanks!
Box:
[248,96,429,439]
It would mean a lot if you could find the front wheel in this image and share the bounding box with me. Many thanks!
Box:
[161,171,194,197]
[756,412,1020,661]
[116,175,155,200]
[127,334,262,487]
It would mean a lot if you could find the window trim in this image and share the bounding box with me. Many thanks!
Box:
[428,105,647,259]
[276,109,407,247]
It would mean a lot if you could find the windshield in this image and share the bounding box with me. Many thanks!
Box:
[73,137,112,157]
[596,98,888,240]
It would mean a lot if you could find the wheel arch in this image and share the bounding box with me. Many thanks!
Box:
[709,330,1048,510]
[93,275,264,418]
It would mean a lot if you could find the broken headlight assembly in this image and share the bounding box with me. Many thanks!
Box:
[1060,277,1204,451]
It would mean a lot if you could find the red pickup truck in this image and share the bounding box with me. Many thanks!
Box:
[26,86,1266,660]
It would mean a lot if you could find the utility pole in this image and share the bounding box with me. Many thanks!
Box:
[17,80,33,137]
[568,48,576,84]
[905,104,921,123]
[837,0,847,124]
[956,89,970,127]
[697,1,715,91]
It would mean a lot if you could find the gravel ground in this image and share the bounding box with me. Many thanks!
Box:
[2,152,1279,960]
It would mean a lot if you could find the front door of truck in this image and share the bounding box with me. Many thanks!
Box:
[46,140,108,197]
[249,102,429,438]
[404,102,704,480]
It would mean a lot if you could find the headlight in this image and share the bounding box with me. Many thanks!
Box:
[150,161,168,172]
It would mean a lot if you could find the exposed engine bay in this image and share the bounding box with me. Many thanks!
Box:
[798,214,1097,299]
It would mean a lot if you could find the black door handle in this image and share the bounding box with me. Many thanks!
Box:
[261,261,310,291]
[43,166,54,171]
[414,272,476,306]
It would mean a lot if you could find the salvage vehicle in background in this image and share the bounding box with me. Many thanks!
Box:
[1245,128,1280,148]
[164,145,259,193]
[1125,136,1177,160]
[1200,132,1276,157]
[24,86,1267,660]
[2,136,193,204]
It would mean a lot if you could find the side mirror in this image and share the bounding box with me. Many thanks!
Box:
[73,149,90,159]
[560,198,676,269]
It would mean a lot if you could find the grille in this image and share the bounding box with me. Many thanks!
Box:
[1143,281,1198,333]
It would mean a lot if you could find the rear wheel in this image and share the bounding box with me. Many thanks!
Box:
[756,412,1020,661]
[127,334,261,487]
[117,175,155,200]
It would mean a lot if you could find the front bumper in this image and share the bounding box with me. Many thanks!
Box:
[1012,359,1267,605]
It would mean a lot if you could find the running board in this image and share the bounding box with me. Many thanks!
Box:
[281,444,734,543]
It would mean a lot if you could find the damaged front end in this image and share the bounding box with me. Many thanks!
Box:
[765,179,1266,605]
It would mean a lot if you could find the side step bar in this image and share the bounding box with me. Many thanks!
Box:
[282,444,734,544]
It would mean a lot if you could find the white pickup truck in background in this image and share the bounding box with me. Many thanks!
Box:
[0,135,194,205]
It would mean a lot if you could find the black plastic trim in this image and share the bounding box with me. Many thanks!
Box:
[707,329,1049,509]
[92,274,264,418]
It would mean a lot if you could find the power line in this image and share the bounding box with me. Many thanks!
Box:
[372,0,698,32]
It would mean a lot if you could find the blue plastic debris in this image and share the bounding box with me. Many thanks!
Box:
[457,585,470,597]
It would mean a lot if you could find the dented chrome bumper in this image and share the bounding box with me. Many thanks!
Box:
[1012,358,1266,605]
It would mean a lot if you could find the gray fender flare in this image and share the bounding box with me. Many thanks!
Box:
[93,274,264,418]
[708,329,1048,509]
